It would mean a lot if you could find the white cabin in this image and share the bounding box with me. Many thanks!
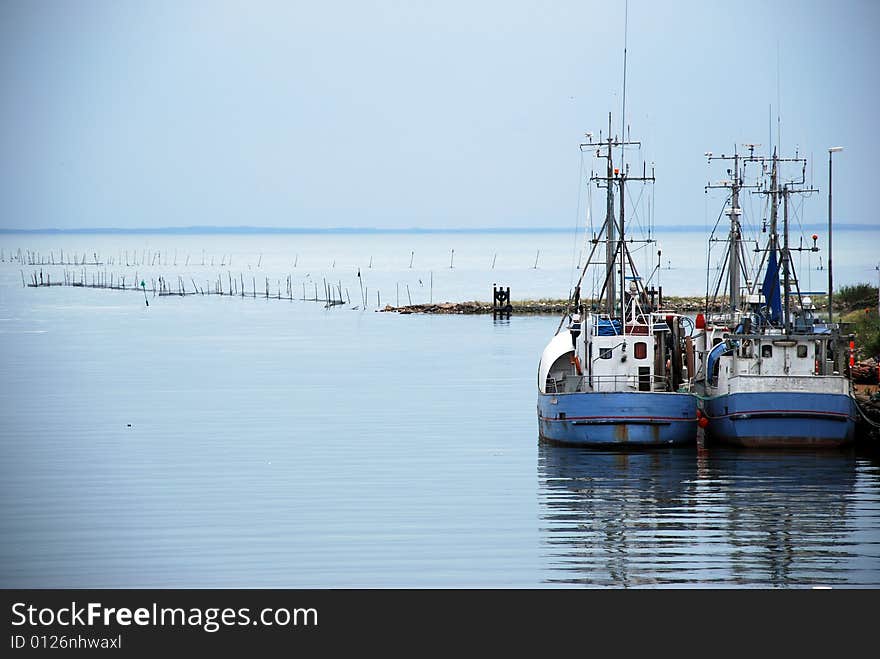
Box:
[693,321,845,397]
[539,310,690,395]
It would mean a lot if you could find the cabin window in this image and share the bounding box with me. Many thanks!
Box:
[797,345,808,358]
[599,347,613,359]
[712,338,723,347]
[740,342,753,358]
[761,345,772,358]
[634,342,647,359]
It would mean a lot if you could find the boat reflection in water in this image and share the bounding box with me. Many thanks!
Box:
[538,443,874,587]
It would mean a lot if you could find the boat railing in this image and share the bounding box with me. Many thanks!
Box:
[546,373,673,394]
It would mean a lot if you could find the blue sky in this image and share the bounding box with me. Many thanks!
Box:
[1,0,877,230]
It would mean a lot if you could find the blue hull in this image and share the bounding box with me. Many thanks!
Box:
[701,391,858,448]
[537,391,697,447]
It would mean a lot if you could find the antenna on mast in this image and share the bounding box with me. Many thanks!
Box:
[776,41,782,154]
[620,0,629,171]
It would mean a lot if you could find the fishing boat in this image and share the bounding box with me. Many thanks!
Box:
[692,146,858,447]
[537,116,698,447]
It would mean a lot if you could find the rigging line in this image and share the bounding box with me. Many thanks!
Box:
[704,234,712,315]
[585,178,597,301]
[555,205,612,334]
[583,177,595,274]
[710,240,731,309]
[751,244,769,299]
[625,184,647,237]
[570,152,586,290]
[788,254,806,313]
[643,262,661,286]
[737,239,751,293]
[707,192,731,241]
[651,169,656,239]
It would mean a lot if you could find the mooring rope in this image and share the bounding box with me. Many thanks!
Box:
[856,400,880,430]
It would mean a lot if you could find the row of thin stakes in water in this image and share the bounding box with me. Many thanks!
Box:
[22,266,450,310]
[4,248,239,268]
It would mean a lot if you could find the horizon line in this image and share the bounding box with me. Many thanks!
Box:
[0,223,876,235]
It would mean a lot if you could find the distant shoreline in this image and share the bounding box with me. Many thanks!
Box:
[0,224,876,235]
[381,297,711,315]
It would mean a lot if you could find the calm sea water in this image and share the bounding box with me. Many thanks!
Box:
[1,230,879,588]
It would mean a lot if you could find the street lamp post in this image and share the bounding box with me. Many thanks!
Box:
[828,146,843,324]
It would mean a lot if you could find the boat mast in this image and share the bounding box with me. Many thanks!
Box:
[616,158,655,331]
[778,154,816,333]
[581,115,642,318]
[706,150,760,323]
[728,150,741,317]
[769,150,778,276]
[565,123,653,334]
[782,183,791,332]
[605,114,616,316]
[765,151,780,326]
[706,145,762,321]
[619,169,626,330]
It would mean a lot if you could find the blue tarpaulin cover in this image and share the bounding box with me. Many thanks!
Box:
[597,319,622,336]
